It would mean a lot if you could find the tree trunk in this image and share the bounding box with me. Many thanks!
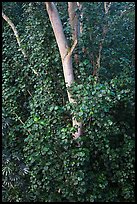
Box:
[45,2,82,139]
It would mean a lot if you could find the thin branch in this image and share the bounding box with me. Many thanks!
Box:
[107,2,112,12]
[13,112,32,135]
[13,112,25,125]
[104,2,107,14]
[68,2,78,41]
[104,2,111,14]
[93,3,112,78]
[2,11,27,58]
[27,90,33,97]
[31,68,39,76]
[2,11,39,76]
[120,8,135,18]
[77,2,83,11]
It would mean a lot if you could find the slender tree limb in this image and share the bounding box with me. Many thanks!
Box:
[104,2,111,14]
[77,2,83,12]
[2,11,39,76]
[13,112,32,135]
[104,2,107,14]
[93,2,112,78]
[2,11,27,58]
[68,2,79,41]
[68,2,82,65]
[77,2,83,35]
[27,90,33,97]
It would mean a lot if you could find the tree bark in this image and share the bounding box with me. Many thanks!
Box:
[45,2,82,139]
[68,2,79,41]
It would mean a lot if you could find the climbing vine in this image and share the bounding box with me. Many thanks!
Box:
[2,2,135,202]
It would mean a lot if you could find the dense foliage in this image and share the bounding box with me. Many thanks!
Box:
[2,2,135,202]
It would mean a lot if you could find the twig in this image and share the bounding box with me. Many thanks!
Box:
[27,90,32,97]
[13,112,32,135]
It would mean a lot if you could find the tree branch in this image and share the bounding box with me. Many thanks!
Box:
[68,2,79,41]
[93,3,112,78]
[104,2,112,14]
[2,11,39,76]
[69,39,78,56]
[2,11,27,58]
[13,112,32,135]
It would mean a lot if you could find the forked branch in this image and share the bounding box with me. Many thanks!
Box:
[104,2,112,14]
[68,39,78,56]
